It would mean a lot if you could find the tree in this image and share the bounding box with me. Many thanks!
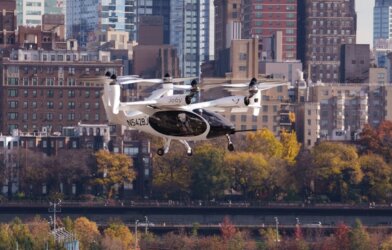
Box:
[359,121,392,162]
[381,236,392,250]
[0,224,12,250]
[224,152,270,199]
[245,129,283,159]
[259,228,280,250]
[49,149,93,195]
[349,219,372,250]
[220,217,237,241]
[335,223,351,250]
[27,216,52,250]
[19,150,50,198]
[74,217,100,250]
[153,143,191,199]
[189,143,230,200]
[280,130,301,165]
[9,217,33,249]
[310,142,362,202]
[359,154,392,202]
[102,223,134,250]
[93,150,135,199]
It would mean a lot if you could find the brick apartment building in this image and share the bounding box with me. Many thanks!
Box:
[0,43,122,135]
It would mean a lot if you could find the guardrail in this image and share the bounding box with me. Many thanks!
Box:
[0,200,390,210]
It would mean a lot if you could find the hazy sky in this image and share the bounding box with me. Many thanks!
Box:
[356,0,374,46]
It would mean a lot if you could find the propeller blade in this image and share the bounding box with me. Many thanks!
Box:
[119,79,163,84]
[117,75,140,80]
[173,85,192,90]
[171,77,198,83]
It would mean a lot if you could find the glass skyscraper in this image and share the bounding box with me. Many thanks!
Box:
[374,0,392,42]
[170,0,214,77]
[66,0,136,46]
[16,0,64,27]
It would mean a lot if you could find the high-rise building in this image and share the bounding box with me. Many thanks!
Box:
[136,0,171,44]
[373,1,392,72]
[0,0,17,49]
[241,0,297,61]
[16,0,64,27]
[298,0,356,83]
[339,44,370,83]
[66,0,136,46]
[374,0,392,42]
[170,0,214,77]
[214,0,241,59]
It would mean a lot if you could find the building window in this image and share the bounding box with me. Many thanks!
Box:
[7,113,18,120]
[68,113,75,121]
[46,78,54,86]
[8,89,18,97]
[239,53,247,60]
[47,101,54,109]
[8,101,18,108]
[46,113,53,121]
[7,77,19,86]
[68,102,75,109]
[241,115,247,122]
[239,66,247,71]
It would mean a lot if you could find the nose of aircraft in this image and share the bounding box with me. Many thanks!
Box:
[207,124,236,139]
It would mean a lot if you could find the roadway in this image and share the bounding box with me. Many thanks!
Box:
[0,202,390,231]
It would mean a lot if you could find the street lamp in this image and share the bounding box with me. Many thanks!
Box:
[144,216,148,234]
[274,217,279,243]
[49,199,61,231]
[134,220,139,250]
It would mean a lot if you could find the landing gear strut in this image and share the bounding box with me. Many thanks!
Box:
[157,138,172,156]
[179,140,193,156]
[226,134,234,151]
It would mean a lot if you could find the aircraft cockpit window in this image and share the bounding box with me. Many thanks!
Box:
[149,111,207,137]
[193,109,232,127]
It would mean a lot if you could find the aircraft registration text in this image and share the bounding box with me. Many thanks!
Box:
[127,118,149,127]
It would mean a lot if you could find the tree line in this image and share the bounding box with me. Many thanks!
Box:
[2,120,392,204]
[2,216,392,250]
[153,121,392,204]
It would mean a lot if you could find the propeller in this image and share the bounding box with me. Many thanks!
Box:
[81,72,198,88]
[203,78,288,93]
